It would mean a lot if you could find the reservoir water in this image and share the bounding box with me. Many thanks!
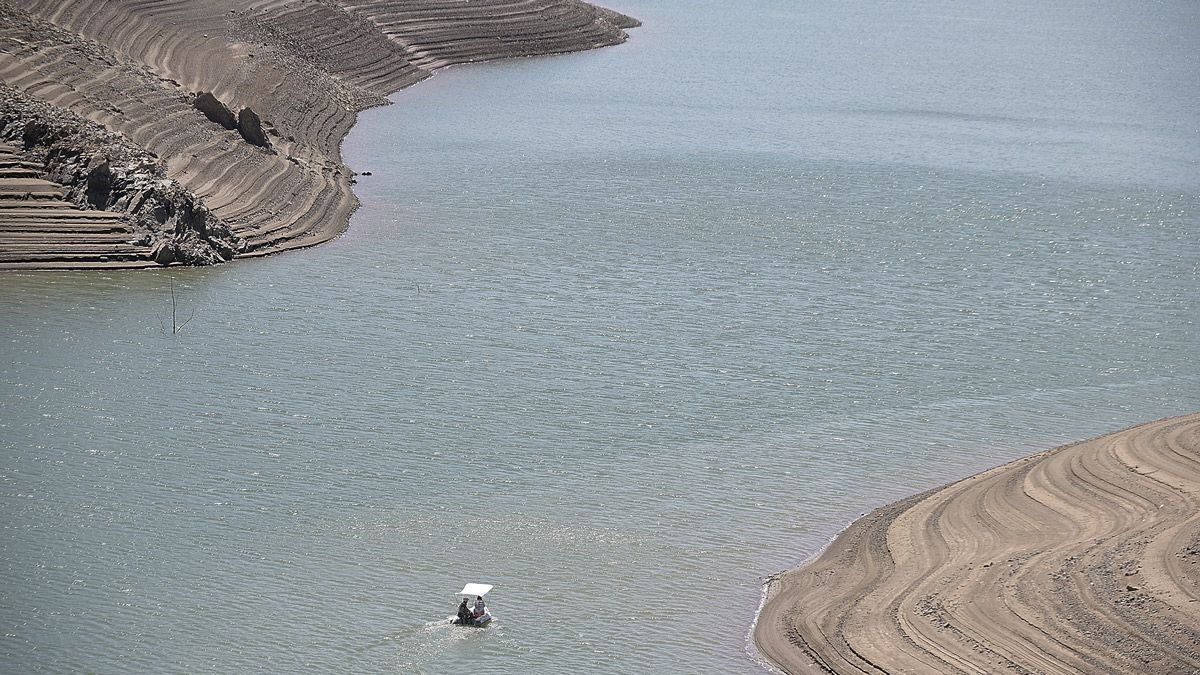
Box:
[2,0,1198,672]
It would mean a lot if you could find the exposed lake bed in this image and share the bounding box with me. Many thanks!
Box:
[2,0,1199,672]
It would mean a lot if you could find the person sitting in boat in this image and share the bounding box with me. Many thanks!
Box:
[472,596,486,619]
[456,598,471,625]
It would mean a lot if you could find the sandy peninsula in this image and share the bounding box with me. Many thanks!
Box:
[756,412,1200,674]
[0,0,637,269]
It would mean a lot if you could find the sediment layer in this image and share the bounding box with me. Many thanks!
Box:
[0,141,154,269]
[0,0,637,269]
[756,413,1200,674]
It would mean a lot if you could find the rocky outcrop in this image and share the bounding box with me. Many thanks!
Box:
[84,154,112,208]
[193,92,237,130]
[237,107,271,149]
[0,141,151,268]
[196,92,273,151]
[1,85,244,265]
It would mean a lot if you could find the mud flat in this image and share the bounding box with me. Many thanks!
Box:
[0,0,637,269]
[756,413,1200,674]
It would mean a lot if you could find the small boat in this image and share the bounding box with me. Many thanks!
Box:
[451,583,494,627]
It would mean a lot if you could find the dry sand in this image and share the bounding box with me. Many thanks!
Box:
[756,413,1200,674]
[0,0,637,268]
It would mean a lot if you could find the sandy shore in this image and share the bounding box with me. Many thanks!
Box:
[0,0,636,269]
[756,413,1200,674]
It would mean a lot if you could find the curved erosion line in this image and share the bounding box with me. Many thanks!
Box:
[754,413,1200,675]
[0,0,638,269]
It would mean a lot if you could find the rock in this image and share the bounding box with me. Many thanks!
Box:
[193,92,236,130]
[3,84,245,266]
[211,237,238,261]
[150,202,171,225]
[85,155,112,208]
[173,232,224,265]
[21,120,50,149]
[151,240,175,265]
[237,107,270,149]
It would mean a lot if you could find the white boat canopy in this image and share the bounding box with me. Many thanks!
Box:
[459,583,493,597]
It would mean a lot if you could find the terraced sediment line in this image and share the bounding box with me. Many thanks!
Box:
[0,0,636,269]
[0,88,246,267]
[344,0,638,70]
[0,142,155,269]
[755,413,1200,674]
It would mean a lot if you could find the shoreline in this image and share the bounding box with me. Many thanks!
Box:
[754,412,1200,674]
[0,0,637,269]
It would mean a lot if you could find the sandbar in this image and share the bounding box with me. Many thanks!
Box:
[756,413,1200,673]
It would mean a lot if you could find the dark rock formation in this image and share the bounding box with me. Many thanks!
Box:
[21,120,51,150]
[237,107,271,149]
[193,93,272,151]
[85,154,111,208]
[193,92,237,130]
[151,240,175,265]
